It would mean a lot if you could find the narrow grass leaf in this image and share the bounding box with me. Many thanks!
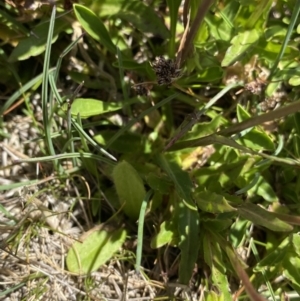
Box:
[48,72,117,161]
[166,0,182,57]
[136,190,153,273]
[177,200,200,284]
[268,0,300,78]
[41,6,57,161]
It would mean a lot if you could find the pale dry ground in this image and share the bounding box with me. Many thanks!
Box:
[0,114,199,301]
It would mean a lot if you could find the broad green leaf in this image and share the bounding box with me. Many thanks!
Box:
[146,172,172,194]
[66,226,127,273]
[151,220,178,248]
[238,203,293,232]
[180,114,225,141]
[94,131,145,154]
[289,75,300,86]
[248,175,278,202]
[73,4,116,54]
[90,0,170,38]
[201,218,232,232]
[69,98,122,119]
[116,2,170,39]
[113,60,147,69]
[195,191,236,213]
[222,29,260,66]
[90,0,124,16]
[9,18,69,62]
[265,25,287,41]
[197,66,224,82]
[237,130,275,151]
[193,158,248,189]
[112,160,146,220]
[237,173,278,202]
[291,234,300,257]
[254,236,289,271]
[283,249,300,288]
[235,105,275,151]
[255,40,298,64]
[205,14,232,42]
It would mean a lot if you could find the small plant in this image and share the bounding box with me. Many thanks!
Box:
[1,0,300,300]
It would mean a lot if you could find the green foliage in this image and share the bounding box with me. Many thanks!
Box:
[112,160,146,220]
[66,226,127,273]
[3,0,300,299]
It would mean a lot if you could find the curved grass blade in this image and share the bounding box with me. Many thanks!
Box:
[13,152,116,166]
[48,72,117,161]
[42,6,57,161]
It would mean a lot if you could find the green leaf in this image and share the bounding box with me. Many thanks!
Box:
[177,201,200,284]
[254,236,289,271]
[0,9,29,36]
[283,249,300,289]
[265,25,287,41]
[73,4,116,54]
[238,203,293,232]
[192,66,224,82]
[66,226,127,273]
[222,29,260,66]
[94,131,145,154]
[146,172,172,194]
[237,130,275,151]
[237,173,278,202]
[291,234,300,257]
[68,98,122,119]
[9,18,69,62]
[156,155,196,210]
[151,220,178,248]
[236,104,275,151]
[289,75,300,86]
[203,218,233,232]
[167,0,182,57]
[195,191,236,213]
[112,160,146,220]
[116,2,170,39]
